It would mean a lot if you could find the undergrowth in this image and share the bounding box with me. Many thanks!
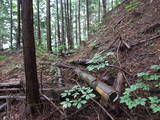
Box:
[86,52,116,71]
[124,0,143,11]
[0,55,7,60]
[120,65,160,113]
[60,86,96,109]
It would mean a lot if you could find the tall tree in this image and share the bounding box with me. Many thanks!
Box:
[65,0,73,49]
[78,0,81,44]
[102,0,107,18]
[47,0,52,52]
[86,0,89,40]
[21,0,41,118]
[10,0,13,49]
[60,0,65,49]
[56,0,61,49]
[98,0,101,22]
[16,0,21,49]
[69,0,73,48]
[37,0,41,46]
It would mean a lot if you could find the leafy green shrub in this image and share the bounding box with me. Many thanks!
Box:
[86,52,116,71]
[120,65,160,113]
[36,45,48,57]
[124,0,143,11]
[53,45,66,53]
[60,86,96,109]
[89,21,106,33]
[0,55,7,60]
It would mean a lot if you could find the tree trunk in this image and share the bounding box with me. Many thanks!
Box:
[37,0,41,46]
[86,0,89,40]
[16,0,21,49]
[56,0,61,50]
[21,0,41,118]
[60,0,65,50]
[75,7,78,46]
[10,0,13,49]
[98,0,101,22]
[78,0,81,44]
[69,0,73,48]
[47,0,52,52]
[102,0,107,18]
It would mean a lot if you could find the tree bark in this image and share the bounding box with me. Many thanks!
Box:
[98,0,101,22]
[78,0,81,44]
[37,0,41,46]
[102,0,107,18]
[75,6,78,46]
[16,0,21,49]
[10,0,13,49]
[47,0,52,52]
[60,0,65,49]
[86,0,89,40]
[56,0,61,50]
[21,0,41,117]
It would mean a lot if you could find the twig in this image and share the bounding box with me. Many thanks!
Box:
[107,65,132,76]
[41,94,65,116]
[131,34,160,48]
[62,103,92,120]
[91,98,115,120]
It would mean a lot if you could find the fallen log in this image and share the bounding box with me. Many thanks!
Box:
[0,96,25,100]
[0,103,7,112]
[131,34,160,48]
[0,88,21,92]
[142,23,160,34]
[0,81,22,88]
[69,60,132,76]
[96,81,118,102]
[113,72,124,93]
[74,68,119,102]
[0,86,72,93]
[0,95,55,101]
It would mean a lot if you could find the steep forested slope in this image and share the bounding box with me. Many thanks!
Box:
[71,0,160,75]
[0,0,160,119]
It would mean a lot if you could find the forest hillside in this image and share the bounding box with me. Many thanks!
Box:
[0,0,160,120]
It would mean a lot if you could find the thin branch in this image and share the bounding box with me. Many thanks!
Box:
[91,98,115,120]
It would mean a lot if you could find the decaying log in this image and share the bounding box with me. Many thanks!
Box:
[113,72,124,93]
[56,63,76,69]
[6,98,11,119]
[96,81,118,102]
[0,96,25,100]
[74,68,97,87]
[131,34,160,48]
[132,10,144,17]
[142,23,160,34]
[74,68,119,102]
[0,81,22,88]
[0,86,73,95]
[0,103,7,112]
[57,68,63,87]
[0,88,21,92]
[70,59,106,66]
[69,60,132,76]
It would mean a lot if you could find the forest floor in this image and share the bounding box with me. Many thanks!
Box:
[0,0,160,119]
